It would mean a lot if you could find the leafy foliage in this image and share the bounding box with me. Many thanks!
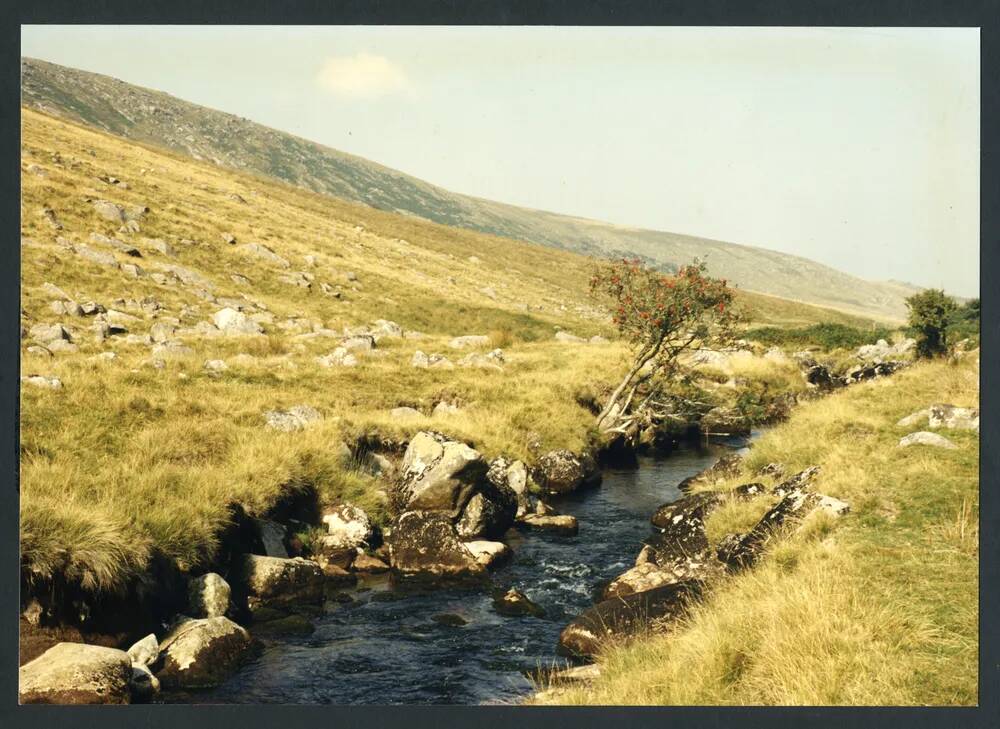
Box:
[589,259,741,431]
[905,289,957,358]
[945,298,980,347]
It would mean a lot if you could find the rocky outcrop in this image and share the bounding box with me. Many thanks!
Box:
[387,510,485,582]
[772,466,821,497]
[601,558,723,600]
[19,642,132,704]
[557,581,703,658]
[153,616,254,689]
[678,452,742,491]
[717,488,849,569]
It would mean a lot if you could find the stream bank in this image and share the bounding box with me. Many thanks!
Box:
[169,435,753,705]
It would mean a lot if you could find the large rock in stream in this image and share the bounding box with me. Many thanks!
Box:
[19,642,132,704]
[391,432,517,540]
[153,616,254,689]
[240,554,324,616]
[558,580,704,658]
[532,450,601,494]
[387,510,486,582]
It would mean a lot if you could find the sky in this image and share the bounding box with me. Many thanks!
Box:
[21,26,980,296]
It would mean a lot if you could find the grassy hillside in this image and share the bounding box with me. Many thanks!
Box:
[19,106,889,598]
[21,57,918,322]
[535,356,979,706]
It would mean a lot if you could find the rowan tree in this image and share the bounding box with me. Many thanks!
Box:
[590,258,741,435]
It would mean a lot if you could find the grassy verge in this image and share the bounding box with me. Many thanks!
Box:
[534,356,978,705]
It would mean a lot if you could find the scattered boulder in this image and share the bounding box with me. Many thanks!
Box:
[204,359,228,372]
[458,349,505,370]
[29,322,71,344]
[390,406,423,420]
[896,409,929,427]
[928,403,979,431]
[898,431,958,450]
[558,581,703,658]
[554,331,585,343]
[489,457,532,518]
[153,616,254,689]
[21,375,62,390]
[19,643,132,704]
[316,347,358,367]
[264,405,321,432]
[493,588,544,617]
[448,335,490,349]
[387,510,485,582]
[602,558,722,601]
[213,307,264,335]
[93,199,125,221]
[187,573,231,618]
[411,351,430,368]
[237,242,290,268]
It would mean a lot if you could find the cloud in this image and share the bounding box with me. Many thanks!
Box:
[316,53,412,98]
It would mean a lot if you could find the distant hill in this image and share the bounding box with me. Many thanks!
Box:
[21,57,919,321]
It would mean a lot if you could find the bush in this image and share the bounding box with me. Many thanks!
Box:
[743,323,894,351]
[905,289,957,358]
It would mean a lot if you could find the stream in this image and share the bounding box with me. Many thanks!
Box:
[180,434,754,705]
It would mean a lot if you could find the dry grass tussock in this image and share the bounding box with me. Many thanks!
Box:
[536,357,978,706]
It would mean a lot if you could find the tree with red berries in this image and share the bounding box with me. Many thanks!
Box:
[589,258,741,436]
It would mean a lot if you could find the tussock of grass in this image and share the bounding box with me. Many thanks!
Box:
[537,357,978,706]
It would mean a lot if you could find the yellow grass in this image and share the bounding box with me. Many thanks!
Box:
[534,356,979,706]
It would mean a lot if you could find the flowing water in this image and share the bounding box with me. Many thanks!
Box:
[186,435,753,705]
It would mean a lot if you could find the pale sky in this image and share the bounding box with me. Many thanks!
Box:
[21,26,980,296]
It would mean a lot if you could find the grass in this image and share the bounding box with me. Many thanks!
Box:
[19,106,899,602]
[533,356,979,705]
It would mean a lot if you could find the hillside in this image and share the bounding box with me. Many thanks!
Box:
[19,105,884,599]
[21,57,918,322]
